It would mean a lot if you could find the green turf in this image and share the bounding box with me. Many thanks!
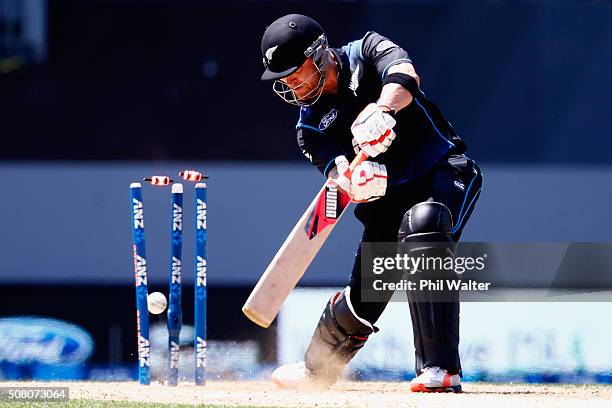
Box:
[0,401,269,408]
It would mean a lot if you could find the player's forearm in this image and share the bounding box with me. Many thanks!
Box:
[377,63,420,113]
[377,83,413,113]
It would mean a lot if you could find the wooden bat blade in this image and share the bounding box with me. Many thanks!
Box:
[242,183,351,328]
[242,151,367,328]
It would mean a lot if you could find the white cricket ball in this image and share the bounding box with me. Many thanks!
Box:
[147,292,167,315]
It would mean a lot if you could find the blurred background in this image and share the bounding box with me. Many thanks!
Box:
[1,0,611,383]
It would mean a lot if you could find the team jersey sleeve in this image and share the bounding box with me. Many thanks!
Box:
[297,126,344,177]
[296,107,345,177]
[360,31,412,79]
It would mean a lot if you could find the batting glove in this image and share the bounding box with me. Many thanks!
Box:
[351,161,388,202]
[329,155,352,194]
[351,103,396,158]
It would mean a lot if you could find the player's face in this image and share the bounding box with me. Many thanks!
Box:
[280,58,322,101]
[272,54,328,106]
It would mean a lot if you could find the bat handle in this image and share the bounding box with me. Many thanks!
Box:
[348,151,369,174]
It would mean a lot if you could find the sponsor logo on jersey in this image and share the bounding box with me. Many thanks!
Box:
[454,180,466,191]
[319,109,338,130]
[376,40,397,53]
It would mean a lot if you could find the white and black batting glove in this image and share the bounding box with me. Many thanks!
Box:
[351,103,396,158]
[329,156,387,202]
[350,161,388,202]
[329,155,352,194]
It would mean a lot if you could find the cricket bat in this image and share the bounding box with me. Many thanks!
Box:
[242,151,368,328]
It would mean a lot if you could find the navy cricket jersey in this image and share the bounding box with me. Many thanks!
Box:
[296,31,466,186]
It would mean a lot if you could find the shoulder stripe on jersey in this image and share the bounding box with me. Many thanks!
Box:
[381,58,413,79]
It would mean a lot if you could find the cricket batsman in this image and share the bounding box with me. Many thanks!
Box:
[260,14,482,392]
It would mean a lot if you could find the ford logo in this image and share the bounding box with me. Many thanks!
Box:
[319,109,338,130]
[0,317,94,366]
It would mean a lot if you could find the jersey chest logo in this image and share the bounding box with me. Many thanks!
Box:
[319,109,338,130]
[349,65,360,95]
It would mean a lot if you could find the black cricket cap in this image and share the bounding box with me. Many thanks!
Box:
[260,14,325,82]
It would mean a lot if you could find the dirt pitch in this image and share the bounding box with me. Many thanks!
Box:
[3,381,612,407]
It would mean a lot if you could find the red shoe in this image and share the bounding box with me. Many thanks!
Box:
[410,366,462,393]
